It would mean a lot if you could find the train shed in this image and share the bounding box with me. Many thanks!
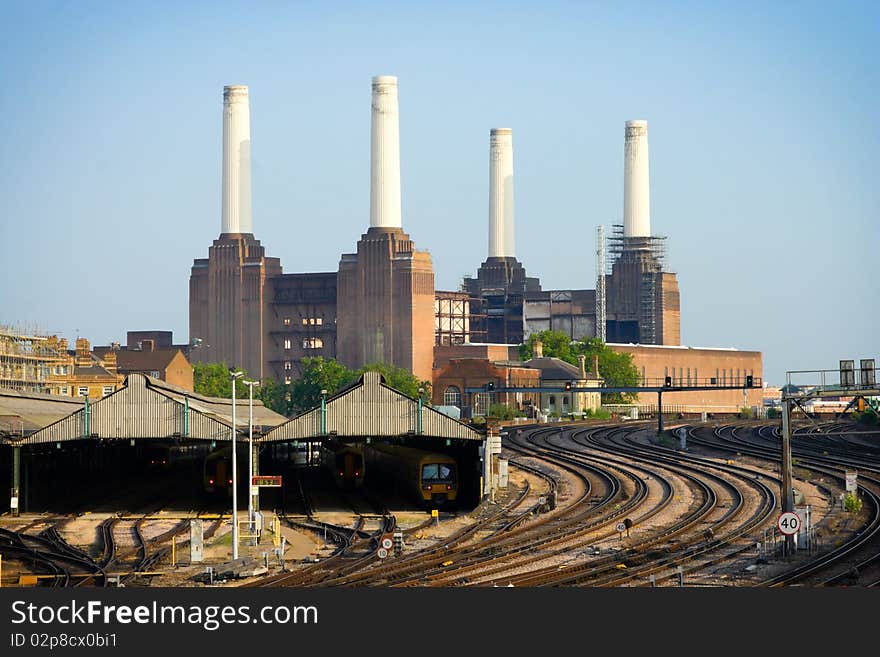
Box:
[262,371,485,505]
[1,374,287,514]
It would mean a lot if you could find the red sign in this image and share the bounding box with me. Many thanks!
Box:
[252,475,282,487]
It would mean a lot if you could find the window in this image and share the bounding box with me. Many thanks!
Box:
[150,370,160,378]
[302,337,323,349]
[301,318,308,326]
[641,366,646,385]
[316,318,323,326]
[283,317,291,326]
[284,376,292,385]
[687,368,691,386]
[77,386,89,397]
[102,386,114,396]
[284,361,292,371]
[60,386,69,396]
[284,339,291,350]
[443,386,461,407]
[422,463,455,482]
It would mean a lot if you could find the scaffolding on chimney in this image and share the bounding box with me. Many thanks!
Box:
[607,224,668,269]
[595,226,606,342]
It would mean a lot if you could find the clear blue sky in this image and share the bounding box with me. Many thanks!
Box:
[1,1,877,385]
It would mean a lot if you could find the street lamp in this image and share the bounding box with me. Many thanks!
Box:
[243,379,259,545]
[229,369,244,560]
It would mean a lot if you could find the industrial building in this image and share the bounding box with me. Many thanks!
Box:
[189,77,435,385]
[186,78,759,414]
[464,120,680,348]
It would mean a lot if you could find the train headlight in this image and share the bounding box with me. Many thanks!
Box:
[228,478,233,485]
[423,484,432,491]
[355,471,360,477]
[446,485,452,490]
[208,478,214,485]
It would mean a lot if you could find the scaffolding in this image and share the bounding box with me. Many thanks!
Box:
[607,224,668,270]
[595,226,606,342]
[0,326,67,394]
[435,291,487,345]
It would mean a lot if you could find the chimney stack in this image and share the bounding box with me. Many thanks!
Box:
[221,85,253,235]
[592,354,600,378]
[578,354,587,380]
[370,76,402,229]
[488,128,514,258]
[534,339,543,359]
[623,120,650,238]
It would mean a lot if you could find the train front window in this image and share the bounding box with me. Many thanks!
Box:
[422,463,455,483]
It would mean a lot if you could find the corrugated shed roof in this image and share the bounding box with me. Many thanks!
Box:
[11,374,287,445]
[262,371,481,442]
[0,389,84,435]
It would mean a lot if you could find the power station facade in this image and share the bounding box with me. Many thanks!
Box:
[189,78,736,403]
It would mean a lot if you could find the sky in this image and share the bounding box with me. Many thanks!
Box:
[0,1,877,385]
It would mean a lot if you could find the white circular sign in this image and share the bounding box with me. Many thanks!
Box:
[381,537,393,550]
[377,548,388,559]
[616,522,627,533]
[777,511,800,536]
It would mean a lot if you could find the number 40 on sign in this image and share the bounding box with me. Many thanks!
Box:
[777,511,800,536]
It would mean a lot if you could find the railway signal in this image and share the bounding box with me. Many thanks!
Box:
[381,536,393,551]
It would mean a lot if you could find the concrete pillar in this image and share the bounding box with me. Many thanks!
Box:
[623,120,650,238]
[370,76,402,229]
[488,128,514,257]
[221,85,253,234]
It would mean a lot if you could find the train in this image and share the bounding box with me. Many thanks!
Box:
[202,444,248,497]
[139,443,202,472]
[365,443,458,508]
[320,442,365,489]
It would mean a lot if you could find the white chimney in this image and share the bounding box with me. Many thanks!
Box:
[623,120,650,238]
[488,128,514,257]
[221,85,253,235]
[370,75,402,229]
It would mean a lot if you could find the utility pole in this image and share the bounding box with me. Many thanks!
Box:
[244,379,259,546]
[230,369,243,560]
[780,397,795,556]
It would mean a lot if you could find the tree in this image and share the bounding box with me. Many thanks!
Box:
[519,330,576,364]
[290,357,357,414]
[574,337,639,403]
[193,362,255,399]
[517,331,640,404]
[258,377,295,417]
[357,362,431,402]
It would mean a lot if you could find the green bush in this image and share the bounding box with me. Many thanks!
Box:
[766,407,780,419]
[583,408,611,420]
[488,403,518,420]
[739,407,753,419]
[857,410,877,426]
[844,493,863,513]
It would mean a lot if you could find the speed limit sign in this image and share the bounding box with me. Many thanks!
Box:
[377,547,389,559]
[777,511,800,535]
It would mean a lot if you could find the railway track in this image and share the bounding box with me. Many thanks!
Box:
[686,422,880,586]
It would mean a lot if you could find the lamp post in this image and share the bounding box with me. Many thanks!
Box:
[230,369,244,560]
[243,379,259,545]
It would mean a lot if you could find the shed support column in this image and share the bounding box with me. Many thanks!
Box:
[781,397,795,556]
[11,446,20,517]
